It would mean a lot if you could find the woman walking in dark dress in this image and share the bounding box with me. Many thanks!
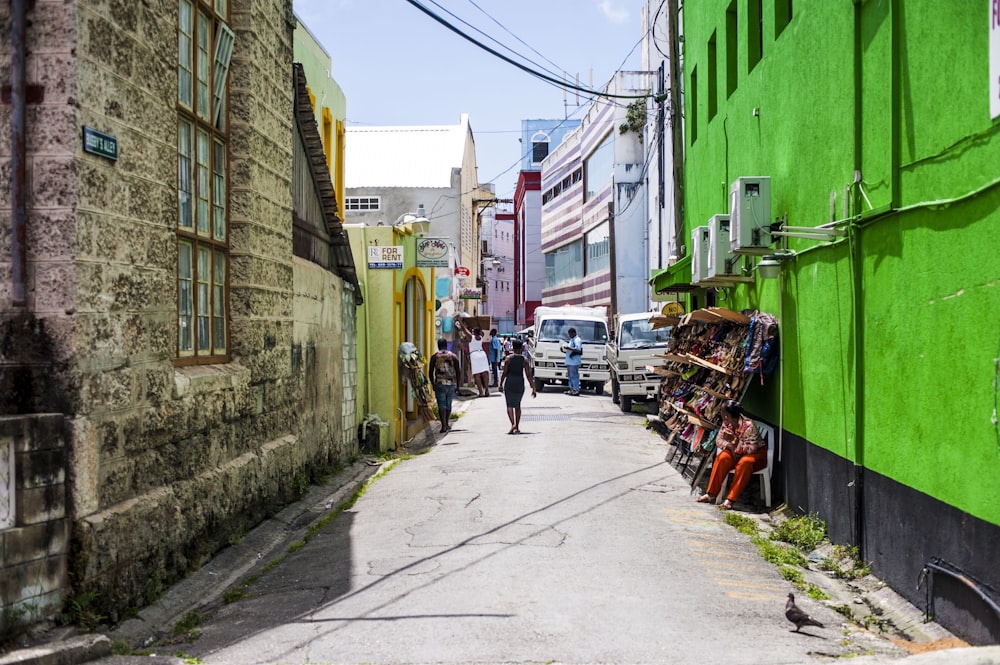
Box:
[499,339,536,434]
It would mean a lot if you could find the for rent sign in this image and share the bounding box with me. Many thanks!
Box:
[368,245,403,269]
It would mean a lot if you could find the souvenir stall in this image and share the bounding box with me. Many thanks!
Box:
[650,307,777,485]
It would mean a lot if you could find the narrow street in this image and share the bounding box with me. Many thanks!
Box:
[130,390,904,664]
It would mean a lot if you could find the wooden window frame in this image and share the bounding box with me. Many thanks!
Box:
[176,0,232,364]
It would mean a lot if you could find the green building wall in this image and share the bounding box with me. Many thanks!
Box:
[682,1,1000,643]
[347,226,436,450]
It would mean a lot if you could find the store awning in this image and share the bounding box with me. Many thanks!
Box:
[649,256,697,294]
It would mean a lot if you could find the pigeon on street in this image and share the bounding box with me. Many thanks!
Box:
[786,593,825,632]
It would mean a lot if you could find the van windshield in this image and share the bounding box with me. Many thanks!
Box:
[619,319,671,349]
[537,319,608,344]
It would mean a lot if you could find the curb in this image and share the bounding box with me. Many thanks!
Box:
[0,635,111,665]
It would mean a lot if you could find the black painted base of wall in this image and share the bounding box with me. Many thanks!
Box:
[780,430,1000,645]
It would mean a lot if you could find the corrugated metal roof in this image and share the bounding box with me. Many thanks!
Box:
[345,116,469,189]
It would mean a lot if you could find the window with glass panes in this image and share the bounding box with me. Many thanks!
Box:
[177,0,233,360]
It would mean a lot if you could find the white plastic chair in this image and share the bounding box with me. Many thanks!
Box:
[717,421,774,507]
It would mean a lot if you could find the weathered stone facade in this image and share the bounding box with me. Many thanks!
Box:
[0,0,359,624]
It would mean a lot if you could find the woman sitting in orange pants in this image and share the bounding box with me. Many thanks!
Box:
[696,400,766,510]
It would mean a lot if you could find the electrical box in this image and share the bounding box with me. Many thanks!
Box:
[690,225,711,284]
[729,176,772,254]
[707,214,737,280]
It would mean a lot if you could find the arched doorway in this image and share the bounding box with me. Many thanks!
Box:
[398,273,429,443]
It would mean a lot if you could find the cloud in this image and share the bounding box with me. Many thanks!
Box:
[597,0,630,24]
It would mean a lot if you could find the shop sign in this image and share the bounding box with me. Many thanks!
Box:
[459,287,482,300]
[416,237,450,268]
[454,266,471,277]
[368,245,403,269]
[82,126,118,161]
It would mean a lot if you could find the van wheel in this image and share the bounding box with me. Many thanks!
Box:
[534,378,545,393]
[611,378,620,404]
[620,395,633,413]
[594,382,604,396]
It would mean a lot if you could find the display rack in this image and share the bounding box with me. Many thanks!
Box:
[649,307,759,474]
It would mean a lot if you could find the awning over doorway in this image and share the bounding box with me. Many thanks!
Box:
[649,256,696,294]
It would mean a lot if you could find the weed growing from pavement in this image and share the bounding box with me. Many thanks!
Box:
[723,512,760,535]
[1,602,38,647]
[261,554,287,573]
[780,565,805,586]
[173,610,202,640]
[751,534,807,567]
[771,514,826,551]
[59,590,105,631]
[821,544,872,580]
[805,583,831,600]
[222,585,250,605]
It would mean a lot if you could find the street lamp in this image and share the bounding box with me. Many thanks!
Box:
[393,204,430,236]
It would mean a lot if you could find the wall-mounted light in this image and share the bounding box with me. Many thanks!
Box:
[393,211,430,236]
[756,250,796,280]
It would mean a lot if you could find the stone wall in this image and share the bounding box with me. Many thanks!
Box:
[1,0,359,623]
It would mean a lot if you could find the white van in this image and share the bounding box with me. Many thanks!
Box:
[531,306,610,394]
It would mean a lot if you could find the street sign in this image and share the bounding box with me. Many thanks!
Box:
[82,126,118,161]
[454,266,471,277]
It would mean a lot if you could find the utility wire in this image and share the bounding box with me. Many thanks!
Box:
[426,0,566,82]
[463,0,567,77]
[404,0,649,100]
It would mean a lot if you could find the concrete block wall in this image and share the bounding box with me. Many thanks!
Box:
[0,415,69,627]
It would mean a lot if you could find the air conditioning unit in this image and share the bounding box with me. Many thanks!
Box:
[729,176,772,254]
[690,225,711,284]
[706,214,738,280]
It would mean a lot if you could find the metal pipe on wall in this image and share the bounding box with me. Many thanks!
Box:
[11,0,28,306]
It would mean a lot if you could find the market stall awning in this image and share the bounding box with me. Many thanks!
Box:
[649,256,697,294]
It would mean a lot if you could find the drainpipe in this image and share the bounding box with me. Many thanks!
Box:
[850,0,867,560]
[11,0,28,307]
[850,0,901,557]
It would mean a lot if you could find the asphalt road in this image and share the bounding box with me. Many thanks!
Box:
[109,388,908,664]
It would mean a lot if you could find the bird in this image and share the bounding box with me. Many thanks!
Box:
[786,593,825,632]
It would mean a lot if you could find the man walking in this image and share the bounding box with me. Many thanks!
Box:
[488,328,502,387]
[563,327,583,396]
[429,338,461,433]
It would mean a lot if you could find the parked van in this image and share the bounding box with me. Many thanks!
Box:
[606,311,670,412]
[531,306,610,394]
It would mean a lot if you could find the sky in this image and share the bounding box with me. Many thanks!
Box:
[292,0,646,200]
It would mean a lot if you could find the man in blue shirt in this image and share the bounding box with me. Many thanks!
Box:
[563,327,583,396]
[488,328,503,387]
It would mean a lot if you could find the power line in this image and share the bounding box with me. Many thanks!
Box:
[425,0,566,83]
[463,0,567,77]
[404,0,649,101]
